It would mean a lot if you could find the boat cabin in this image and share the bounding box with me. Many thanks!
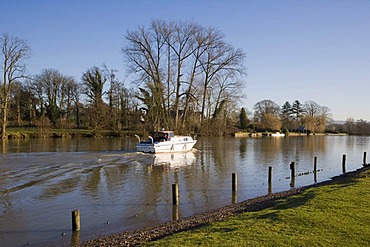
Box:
[153,131,175,142]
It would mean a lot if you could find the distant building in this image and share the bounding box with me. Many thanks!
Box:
[297,126,306,133]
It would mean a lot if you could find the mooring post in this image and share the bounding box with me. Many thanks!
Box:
[72,210,80,231]
[342,154,346,174]
[363,152,367,166]
[314,157,318,183]
[172,205,179,221]
[268,166,272,193]
[290,162,296,187]
[232,191,237,204]
[232,173,237,192]
[268,166,273,183]
[290,162,296,178]
[71,231,80,246]
[172,183,179,205]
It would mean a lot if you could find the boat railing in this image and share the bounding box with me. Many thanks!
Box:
[135,135,154,144]
[134,135,141,143]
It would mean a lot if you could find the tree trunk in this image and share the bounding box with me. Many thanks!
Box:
[17,101,21,126]
[1,99,8,139]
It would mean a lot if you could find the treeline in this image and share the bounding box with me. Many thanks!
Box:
[0,20,247,138]
[240,99,370,135]
[239,99,331,134]
[327,118,370,136]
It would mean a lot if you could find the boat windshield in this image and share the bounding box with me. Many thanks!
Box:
[153,131,171,142]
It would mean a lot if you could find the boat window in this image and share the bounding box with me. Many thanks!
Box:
[153,132,165,142]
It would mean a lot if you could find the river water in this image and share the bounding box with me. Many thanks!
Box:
[0,135,369,246]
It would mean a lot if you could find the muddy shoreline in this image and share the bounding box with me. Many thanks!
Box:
[78,165,369,247]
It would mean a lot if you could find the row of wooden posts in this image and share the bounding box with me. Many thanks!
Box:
[70,151,368,232]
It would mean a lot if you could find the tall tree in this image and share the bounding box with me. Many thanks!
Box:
[302,100,331,133]
[355,119,370,135]
[291,100,304,121]
[33,69,69,127]
[0,33,31,138]
[281,101,293,130]
[343,117,356,135]
[102,64,120,130]
[82,67,106,106]
[281,101,292,118]
[123,21,168,130]
[198,28,246,125]
[162,20,199,129]
[122,19,246,133]
[253,100,281,131]
[239,107,248,130]
[82,66,107,130]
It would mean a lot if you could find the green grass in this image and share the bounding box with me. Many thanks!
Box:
[147,169,370,246]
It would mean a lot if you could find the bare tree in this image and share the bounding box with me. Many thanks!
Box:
[253,100,282,131]
[198,28,246,126]
[162,21,200,128]
[0,33,31,138]
[33,69,73,128]
[302,100,332,133]
[82,66,108,130]
[122,20,247,134]
[344,117,356,134]
[123,21,168,130]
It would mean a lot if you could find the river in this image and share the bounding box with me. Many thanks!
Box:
[0,135,369,246]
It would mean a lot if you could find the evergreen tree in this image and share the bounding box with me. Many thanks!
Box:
[281,101,292,118]
[239,107,248,130]
[291,100,304,120]
[281,101,293,130]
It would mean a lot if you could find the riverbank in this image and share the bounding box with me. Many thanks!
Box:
[4,127,130,139]
[79,164,370,246]
[4,127,348,139]
[233,131,347,137]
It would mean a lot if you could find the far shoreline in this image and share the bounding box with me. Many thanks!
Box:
[3,127,349,139]
[233,131,347,137]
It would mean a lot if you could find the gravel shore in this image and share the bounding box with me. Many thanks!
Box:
[78,165,369,247]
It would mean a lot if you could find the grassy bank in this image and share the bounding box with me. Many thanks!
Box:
[147,168,370,246]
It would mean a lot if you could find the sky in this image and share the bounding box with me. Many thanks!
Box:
[2,0,370,121]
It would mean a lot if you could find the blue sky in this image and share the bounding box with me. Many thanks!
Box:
[2,0,370,121]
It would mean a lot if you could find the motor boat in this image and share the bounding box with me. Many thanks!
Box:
[135,130,197,153]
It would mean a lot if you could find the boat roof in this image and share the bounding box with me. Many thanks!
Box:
[154,130,174,134]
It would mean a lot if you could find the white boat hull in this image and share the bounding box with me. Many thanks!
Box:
[136,131,197,154]
[136,139,197,153]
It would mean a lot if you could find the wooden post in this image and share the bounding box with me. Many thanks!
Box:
[290,162,296,188]
[172,183,179,205]
[342,154,346,174]
[72,210,80,231]
[232,191,237,204]
[313,157,318,183]
[232,173,237,192]
[172,205,179,221]
[268,166,272,183]
[71,231,80,246]
[268,166,272,193]
[363,152,367,166]
[290,162,295,178]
